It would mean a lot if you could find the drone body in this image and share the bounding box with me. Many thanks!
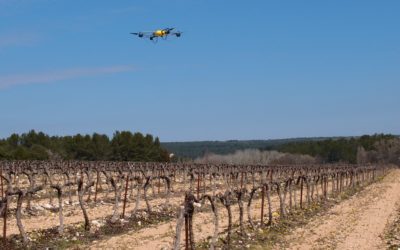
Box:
[131,28,182,42]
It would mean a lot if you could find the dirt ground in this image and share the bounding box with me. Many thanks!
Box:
[2,177,255,237]
[86,191,281,250]
[281,169,400,250]
[2,175,273,248]
[4,170,397,249]
[83,169,400,250]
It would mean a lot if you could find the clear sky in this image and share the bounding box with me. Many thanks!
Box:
[0,0,399,141]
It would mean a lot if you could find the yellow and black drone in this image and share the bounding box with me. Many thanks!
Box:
[131,27,182,42]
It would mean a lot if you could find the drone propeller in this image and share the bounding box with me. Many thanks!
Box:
[131,32,144,38]
[163,27,175,33]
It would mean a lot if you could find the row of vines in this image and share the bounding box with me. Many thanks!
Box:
[0,161,389,249]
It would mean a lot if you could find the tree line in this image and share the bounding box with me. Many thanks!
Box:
[278,134,400,164]
[1,131,398,164]
[0,130,170,162]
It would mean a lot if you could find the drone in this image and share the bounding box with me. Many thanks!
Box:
[131,27,182,42]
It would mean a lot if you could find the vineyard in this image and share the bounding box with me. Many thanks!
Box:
[0,161,391,249]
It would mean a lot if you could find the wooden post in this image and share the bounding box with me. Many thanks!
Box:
[203,173,206,194]
[158,171,161,194]
[197,174,200,200]
[122,173,130,218]
[0,168,3,198]
[261,186,265,225]
[94,171,100,202]
[240,172,243,189]
[270,170,273,182]
[185,216,189,250]
[164,170,167,193]
[3,198,7,245]
[300,177,304,209]
[86,174,92,202]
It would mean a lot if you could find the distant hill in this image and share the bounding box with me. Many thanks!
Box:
[162,134,400,164]
[161,137,333,159]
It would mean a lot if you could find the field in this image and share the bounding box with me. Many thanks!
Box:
[0,161,399,249]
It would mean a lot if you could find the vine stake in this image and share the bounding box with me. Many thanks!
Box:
[122,173,130,218]
[261,186,265,225]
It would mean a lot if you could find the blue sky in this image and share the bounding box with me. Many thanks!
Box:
[0,0,399,141]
